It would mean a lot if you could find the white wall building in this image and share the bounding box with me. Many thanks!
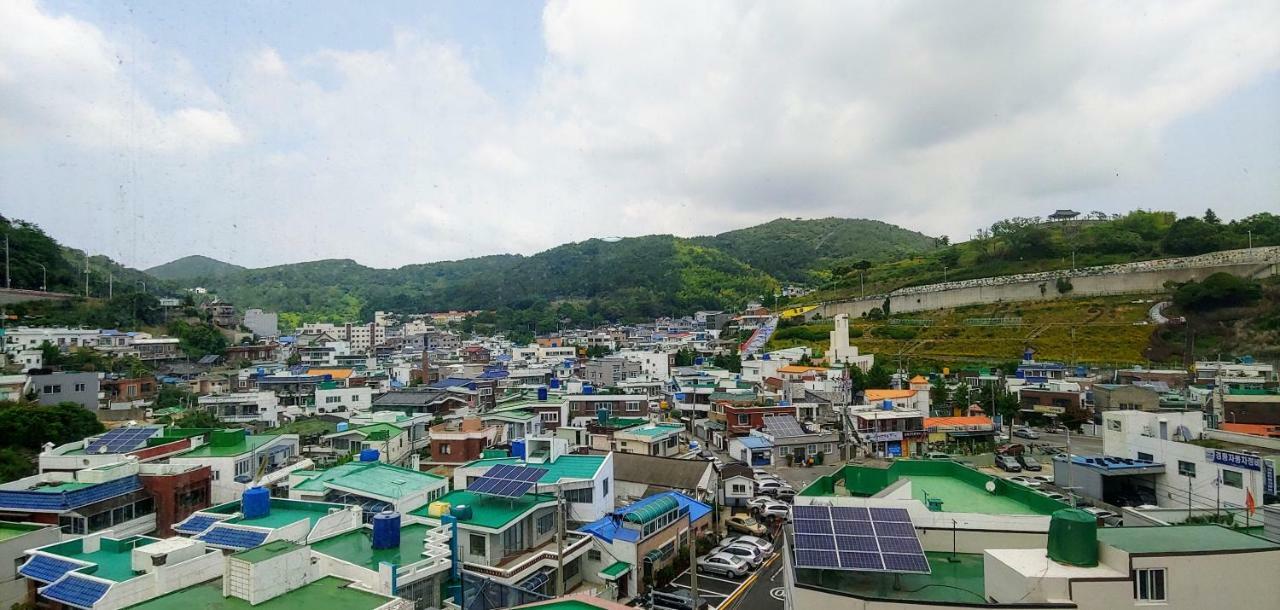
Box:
[197,391,281,426]
[826,314,874,370]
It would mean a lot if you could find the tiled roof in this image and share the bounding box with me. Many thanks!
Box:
[39,574,110,609]
[18,554,86,583]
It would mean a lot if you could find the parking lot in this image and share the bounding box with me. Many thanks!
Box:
[667,552,779,610]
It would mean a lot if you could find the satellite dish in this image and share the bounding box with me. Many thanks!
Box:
[984,481,997,493]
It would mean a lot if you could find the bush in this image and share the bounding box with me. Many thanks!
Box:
[876,326,918,341]
[1172,273,1262,311]
[849,327,864,338]
[1055,277,1073,294]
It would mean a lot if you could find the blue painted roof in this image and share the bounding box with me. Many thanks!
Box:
[19,555,85,583]
[580,492,712,544]
[0,475,143,512]
[196,526,269,550]
[1065,454,1162,471]
[40,574,110,609]
[173,514,220,535]
[431,377,475,389]
[735,436,773,449]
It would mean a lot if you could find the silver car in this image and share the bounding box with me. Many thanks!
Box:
[723,534,774,554]
[709,542,765,568]
[697,552,750,577]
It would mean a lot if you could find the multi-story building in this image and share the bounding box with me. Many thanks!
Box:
[590,422,683,457]
[196,391,280,425]
[2,326,100,353]
[201,300,240,328]
[851,407,927,457]
[565,394,651,426]
[584,357,643,386]
[579,491,713,599]
[428,419,502,464]
[454,438,615,523]
[242,308,279,338]
[0,521,60,608]
[30,370,100,411]
[167,430,300,503]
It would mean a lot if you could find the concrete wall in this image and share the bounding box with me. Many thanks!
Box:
[819,247,1280,319]
[0,288,74,305]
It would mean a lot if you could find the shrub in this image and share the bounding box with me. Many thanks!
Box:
[1056,277,1073,294]
[1172,273,1262,311]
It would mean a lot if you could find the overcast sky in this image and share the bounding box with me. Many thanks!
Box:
[2,0,1278,270]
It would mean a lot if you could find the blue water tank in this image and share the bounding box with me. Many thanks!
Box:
[762,354,771,360]
[371,511,401,549]
[336,422,349,432]
[511,439,526,459]
[324,374,333,381]
[359,448,380,462]
[537,386,548,401]
[694,356,704,366]
[549,378,561,389]
[779,400,790,406]
[1075,366,1087,377]
[583,385,594,395]
[882,399,893,411]
[450,504,473,521]
[242,486,270,520]
[597,407,609,425]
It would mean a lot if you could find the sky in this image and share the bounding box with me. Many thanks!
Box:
[2,0,1278,270]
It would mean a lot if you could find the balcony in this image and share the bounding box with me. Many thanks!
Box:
[462,532,593,583]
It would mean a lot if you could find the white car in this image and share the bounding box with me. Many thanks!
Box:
[756,479,792,496]
[723,535,773,554]
[698,552,750,577]
[746,496,775,510]
[1031,475,1054,484]
[758,501,791,520]
[709,542,765,568]
[1007,475,1042,488]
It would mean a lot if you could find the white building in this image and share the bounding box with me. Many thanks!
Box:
[197,391,281,426]
[243,309,279,338]
[826,314,874,370]
[619,350,672,380]
[3,327,100,354]
[168,430,300,503]
[313,385,373,416]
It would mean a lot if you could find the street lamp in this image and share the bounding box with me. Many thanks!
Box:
[943,266,949,283]
[37,263,46,292]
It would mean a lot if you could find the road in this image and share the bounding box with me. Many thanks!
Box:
[1028,431,1104,456]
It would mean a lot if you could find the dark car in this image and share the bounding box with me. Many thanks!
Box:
[1016,455,1042,471]
[652,587,709,610]
[995,455,1022,472]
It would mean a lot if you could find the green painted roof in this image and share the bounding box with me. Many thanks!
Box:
[28,481,94,493]
[42,535,160,582]
[0,521,43,542]
[351,423,405,439]
[620,423,683,438]
[291,462,446,497]
[599,561,630,579]
[227,498,351,529]
[1098,525,1280,554]
[410,490,554,531]
[310,523,434,570]
[462,455,605,483]
[624,496,680,524]
[123,576,394,610]
[794,552,987,604]
[520,602,613,610]
[233,540,301,564]
[176,434,281,458]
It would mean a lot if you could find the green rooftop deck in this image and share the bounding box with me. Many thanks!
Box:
[0,521,44,541]
[176,434,280,458]
[43,536,159,582]
[291,461,445,497]
[220,498,351,529]
[795,551,986,604]
[620,423,683,438]
[233,540,301,564]
[27,481,95,493]
[123,576,394,610]
[410,490,554,530]
[311,523,434,569]
[1099,525,1280,554]
[462,455,605,483]
[800,460,1066,516]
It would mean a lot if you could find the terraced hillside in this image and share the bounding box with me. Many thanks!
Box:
[768,296,1160,366]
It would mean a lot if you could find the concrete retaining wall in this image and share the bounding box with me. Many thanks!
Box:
[0,288,75,305]
[819,247,1280,319]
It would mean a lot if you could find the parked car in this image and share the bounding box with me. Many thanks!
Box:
[1045,425,1067,434]
[698,449,715,460]
[722,535,773,554]
[925,452,955,460]
[1031,475,1054,484]
[697,553,750,578]
[1039,491,1069,502]
[756,478,792,496]
[747,496,775,511]
[709,542,765,568]
[1012,427,1041,440]
[758,501,791,520]
[995,455,1023,472]
[1083,507,1119,521]
[1007,475,1041,488]
[651,587,710,610]
[774,487,798,501]
[752,468,773,478]
[1016,455,1043,471]
[726,515,767,536]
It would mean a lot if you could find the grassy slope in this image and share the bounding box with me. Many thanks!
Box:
[770,295,1160,366]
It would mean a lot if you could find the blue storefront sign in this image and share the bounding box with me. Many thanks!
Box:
[1207,449,1262,471]
[1265,460,1276,497]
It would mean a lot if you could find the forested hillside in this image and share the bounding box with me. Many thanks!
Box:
[145,255,245,280]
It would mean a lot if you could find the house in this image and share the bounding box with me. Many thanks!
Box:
[30,370,100,411]
[719,401,793,435]
[322,423,412,465]
[584,357,643,386]
[579,492,713,599]
[1092,383,1160,413]
[312,382,373,416]
[429,419,502,464]
[0,521,60,608]
[224,342,280,363]
[924,416,997,449]
[865,386,929,416]
[287,459,448,517]
[718,463,754,508]
[38,426,208,474]
[371,388,469,417]
[16,533,224,610]
[603,452,716,504]
[196,391,280,425]
[454,438,615,523]
[565,394,651,425]
[851,407,927,457]
[167,430,300,503]
[461,345,492,364]
[482,409,545,442]
[758,414,839,465]
[591,422,683,457]
[100,375,157,410]
[172,490,362,551]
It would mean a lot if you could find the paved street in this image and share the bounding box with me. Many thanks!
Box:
[724,555,785,610]
[1033,430,1103,455]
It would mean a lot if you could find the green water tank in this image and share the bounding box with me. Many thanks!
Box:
[1046,508,1098,567]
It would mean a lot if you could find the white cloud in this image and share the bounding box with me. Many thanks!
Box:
[1,0,1278,269]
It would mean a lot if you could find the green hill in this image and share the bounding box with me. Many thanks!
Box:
[146,255,245,280]
[692,217,939,282]
[0,215,160,297]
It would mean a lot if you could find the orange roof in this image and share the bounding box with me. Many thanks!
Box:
[1221,423,1280,438]
[865,389,917,401]
[910,375,928,384]
[925,416,994,427]
[778,365,825,374]
[307,368,354,380]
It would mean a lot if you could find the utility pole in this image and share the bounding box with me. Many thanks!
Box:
[4,233,9,289]
[83,256,89,297]
[108,273,113,299]
[37,263,46,292]
[689,524,698,605]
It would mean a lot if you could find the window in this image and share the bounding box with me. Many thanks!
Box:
[1177,461,1196,477]
[537,512,554,535]
[588,549,602,562]
[737,414,749,425]
[541,411,560,423]
[1222,469,1243,488]
[601,478,609,497]
[440,443,451,455]
[235,459,250,476]
[74,383,86,392]
[1108,419,1123,431]
[563,486,594,503]
[626,401,640,412]
[469,534,486,557]
[1138,452,1154,462]
[1134,568,1166,602]
[731,484,747,494]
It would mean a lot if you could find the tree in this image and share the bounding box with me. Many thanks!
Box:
[844,363,867,398]
[674,348,697,367]
[1172,273,1262,311]
[38,341,61,367]
[952,383,971,409]
[1203,208,1221,225]
[1162,217,1222,255]
[0,402,106,451]
[712,353,742,373]
[929,376,948,408]
[0,447,35,481]
[866,361,892,389]
[175,410,221,429]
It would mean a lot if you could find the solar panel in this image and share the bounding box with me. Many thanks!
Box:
[84,427,160,454]
[197,526,268,550]
[467,465,549,499]
[762,415,806,438]
[791,504,930,574]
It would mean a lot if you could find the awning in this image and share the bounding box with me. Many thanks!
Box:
[599,561,631,581]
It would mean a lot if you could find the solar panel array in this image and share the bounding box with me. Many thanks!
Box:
[39,574,110,608]
[762,415,806,438]
[84,427,159,454]
[468,465,548,499]
[792,505,930,574]
[173,514,221,535]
